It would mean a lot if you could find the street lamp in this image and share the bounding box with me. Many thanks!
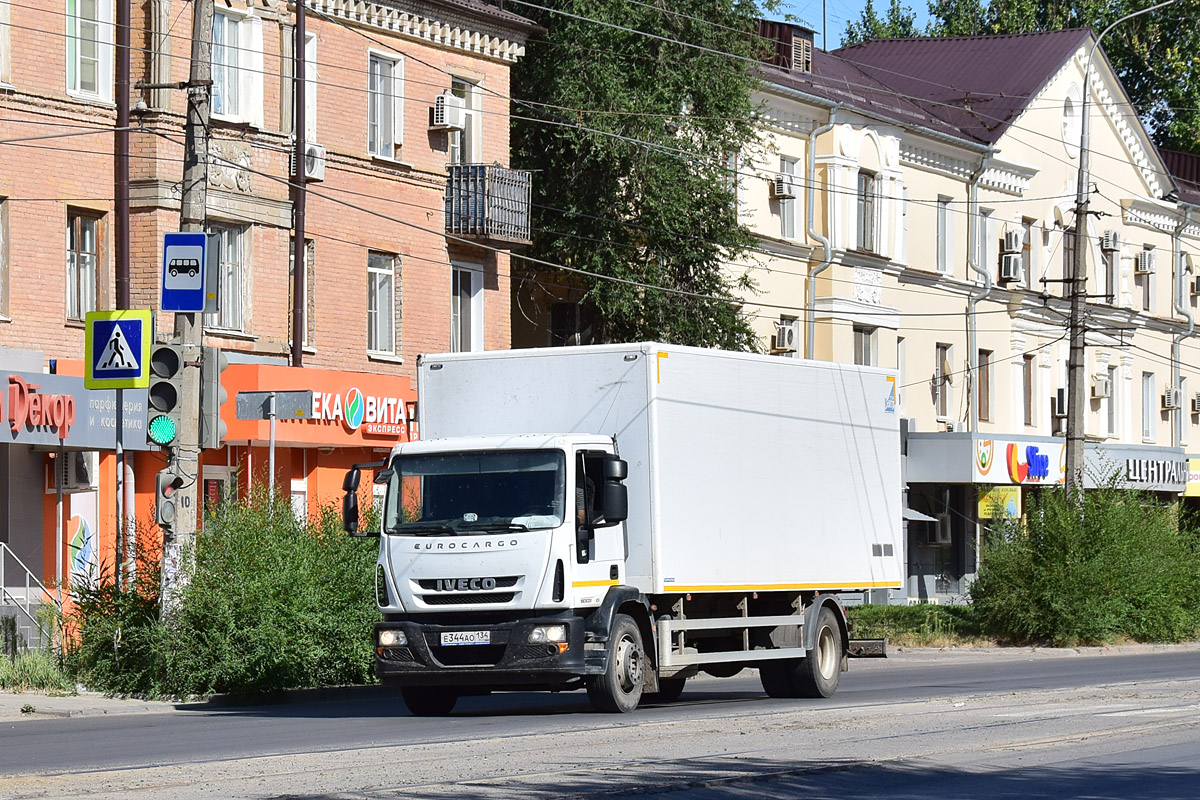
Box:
[1066,0,1179,496]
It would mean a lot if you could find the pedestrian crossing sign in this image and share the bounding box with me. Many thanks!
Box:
[85,310,153,389]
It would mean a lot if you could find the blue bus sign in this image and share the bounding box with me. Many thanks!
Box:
[161,232,208,312]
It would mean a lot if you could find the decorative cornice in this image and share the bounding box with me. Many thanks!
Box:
[756,102,815,135]
[979,158,1038,197]
[899,142,975,180]
[1074,47,1162,198]
[1120,197,1200,236]
[307,0,528,62]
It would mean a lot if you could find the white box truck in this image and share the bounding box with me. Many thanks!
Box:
[342,343,901,714]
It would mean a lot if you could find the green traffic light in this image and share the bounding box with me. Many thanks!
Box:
[148,413,178,445]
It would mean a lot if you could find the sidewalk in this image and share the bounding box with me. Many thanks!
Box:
[3,641,1197,721]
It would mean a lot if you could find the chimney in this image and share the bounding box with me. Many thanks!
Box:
[757,20,816,73]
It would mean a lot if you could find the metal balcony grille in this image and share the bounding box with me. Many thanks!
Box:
[445,163,532,245]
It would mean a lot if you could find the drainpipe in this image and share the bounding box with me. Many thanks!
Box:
[805,105,840,360]
[966,155,993,432]
[1172,206,1194,448]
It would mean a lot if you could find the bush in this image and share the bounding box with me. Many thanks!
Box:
[970,486,1200,646]
[62,494,380,699]
[847,603,982,645]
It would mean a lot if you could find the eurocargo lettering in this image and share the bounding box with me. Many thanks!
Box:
[342,343,901,715]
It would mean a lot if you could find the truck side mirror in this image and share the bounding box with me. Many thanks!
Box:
[342,468,361,492]
[601,481,628,524]
[342,488,360,534]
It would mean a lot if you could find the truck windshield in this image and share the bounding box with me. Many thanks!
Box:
[384,450,566,535]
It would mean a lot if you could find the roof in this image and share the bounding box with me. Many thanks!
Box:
[1159,149,1200,205]
[830,29,1092,145]
[434,0,541,35]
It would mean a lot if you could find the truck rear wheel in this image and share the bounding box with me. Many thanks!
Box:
[587,613,645,713]
[759,659,802,698]
[401,686,459,716]
[795,606,843,698]
[640,676,686,705]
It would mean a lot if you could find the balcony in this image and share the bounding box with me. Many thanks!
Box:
[445,163,532,246]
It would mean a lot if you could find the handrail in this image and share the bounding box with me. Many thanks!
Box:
[0,542,60,647]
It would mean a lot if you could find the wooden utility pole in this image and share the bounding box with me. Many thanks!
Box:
[162,0,213,608]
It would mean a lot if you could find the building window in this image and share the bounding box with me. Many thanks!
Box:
[1106,364,1118,438]
[66,209,102,321]
[368,52,403,159]
[1022,354,1035,426]
[896,336,905,410]
[367,251,398,354]
[1139,247,1154,312]
[779,157,797,240]
[448,77,479,165]
[1021,218,1035,283]
[1103,248,1118,304]
[936,195,952,273]
[1142,371,1155,440]
[0,197,8,318]
[550,302,595,347]
[977,207,994,273]
[856,171,877,252]
[1062,227,1076,283]
[211,10,262,125]
[977,349,992,422]
[1182,377,1189,447]
[66,0,113,100]
[289,238,315,348]
[853,325,876,366]
[205,223,245,331]
[935,343,951,418]
[450,262,483,353]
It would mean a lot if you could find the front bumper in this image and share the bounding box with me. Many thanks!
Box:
[373,612,600,688]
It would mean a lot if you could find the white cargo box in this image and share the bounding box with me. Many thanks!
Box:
[418,343,902,595]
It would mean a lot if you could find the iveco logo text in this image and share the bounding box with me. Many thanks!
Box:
[434,578,498,591]
[413,539,519,551]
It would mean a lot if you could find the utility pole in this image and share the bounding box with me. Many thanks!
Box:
[162,0,213,609]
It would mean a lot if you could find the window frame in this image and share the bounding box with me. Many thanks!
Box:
[1142,371,1156,441]
[1106,364,1119,438]
[204,222,247,332]
[367,250,399,355]
[450,261,484,353]
[448,77,480,165]
[66,0,114,101]
[935,343,951,419]
[853,324,876,367]
[66,208,103,321]
[936,195,952,273]
[367,50,404,160]
[779,156,798,240]
[1022,354,1035,427]
[856,170,877,252]
[289,238,315,349]
[977,348,992,423]
[0,197,9,319]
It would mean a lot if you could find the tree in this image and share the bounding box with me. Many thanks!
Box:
[844,0,921,45]
[510,0,765,349]
[926,0,989,36]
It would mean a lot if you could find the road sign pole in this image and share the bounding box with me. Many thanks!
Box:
[268,392,277,500]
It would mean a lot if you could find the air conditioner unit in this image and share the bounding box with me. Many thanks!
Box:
[1192,393,1200,414]
[998,253,1022,282]
[769,175,795,200]
[1135,250,1156,274]
[289,142,326,182]
[1002,229,1022,254]
[774,320,799,352]
[1091,375,1111,399]
[430,92,466,131]
[932,512,952,545]
[1101,230,1121,252]
[1163,387,1181,410]
[58,451,98,494]
[1053,388,1068,418]
[944,420,965,433]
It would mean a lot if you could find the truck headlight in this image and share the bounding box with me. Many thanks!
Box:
[529,625,566,644]
[378,629,407,647]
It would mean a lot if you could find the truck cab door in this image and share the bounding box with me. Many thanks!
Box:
[571,450,626,604]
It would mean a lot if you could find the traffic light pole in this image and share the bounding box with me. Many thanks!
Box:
[162,0,213,611]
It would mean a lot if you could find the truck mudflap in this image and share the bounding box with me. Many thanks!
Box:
[846,638,888,658]
[373,613,603,688]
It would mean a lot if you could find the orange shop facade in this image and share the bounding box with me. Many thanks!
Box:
[210,364,418,516]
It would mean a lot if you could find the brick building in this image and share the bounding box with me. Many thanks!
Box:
[0,0,535,626]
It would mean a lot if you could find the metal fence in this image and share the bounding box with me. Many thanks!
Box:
[1,542,58,651]
[445,163,532,245]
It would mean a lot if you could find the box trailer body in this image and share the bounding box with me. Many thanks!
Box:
[344,343,901,714]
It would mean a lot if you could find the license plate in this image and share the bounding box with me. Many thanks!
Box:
[440,630,490,646]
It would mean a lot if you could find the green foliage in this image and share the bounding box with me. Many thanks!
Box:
[512,0,765,349]
[847,602,982,643]
[62,496,380,699]
[844,0,921,44]
[0,649,73,692]
[970,487,1200,645]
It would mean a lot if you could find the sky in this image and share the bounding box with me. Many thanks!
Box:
[777,0,932,51]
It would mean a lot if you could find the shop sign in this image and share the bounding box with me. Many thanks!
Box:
[0,370,150,450]
[972,438,1066,485]
[978,485,1021,519]
[1185,459,1200,497]
[312,388,411,437]
[1125,458,1188,487]
[5,375,76,439]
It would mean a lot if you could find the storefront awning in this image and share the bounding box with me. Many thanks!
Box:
[903,506,937,523]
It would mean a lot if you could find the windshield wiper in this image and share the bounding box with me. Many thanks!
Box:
[458,521,530,532]
[396,523,457,535]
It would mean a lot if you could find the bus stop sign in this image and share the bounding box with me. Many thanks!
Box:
[161,232,208,312]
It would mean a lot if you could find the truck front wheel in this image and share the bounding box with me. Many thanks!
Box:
[401,686,459,716]
[587,613,645,713]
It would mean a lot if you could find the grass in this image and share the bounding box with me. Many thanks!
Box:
[847,603,992,648]
[0,649,74,693]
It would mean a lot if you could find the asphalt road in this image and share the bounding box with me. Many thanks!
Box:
[2,646,1198,799]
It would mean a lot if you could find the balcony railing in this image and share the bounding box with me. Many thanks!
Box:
[445,163,532,245]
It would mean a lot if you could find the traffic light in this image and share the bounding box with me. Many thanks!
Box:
[155,468,184,528]
[147,343,185,447]
[199,346,229,450]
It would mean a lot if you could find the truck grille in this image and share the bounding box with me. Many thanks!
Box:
[431,645,506,666]
[420,592,516,605]
[416,576,520,590]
